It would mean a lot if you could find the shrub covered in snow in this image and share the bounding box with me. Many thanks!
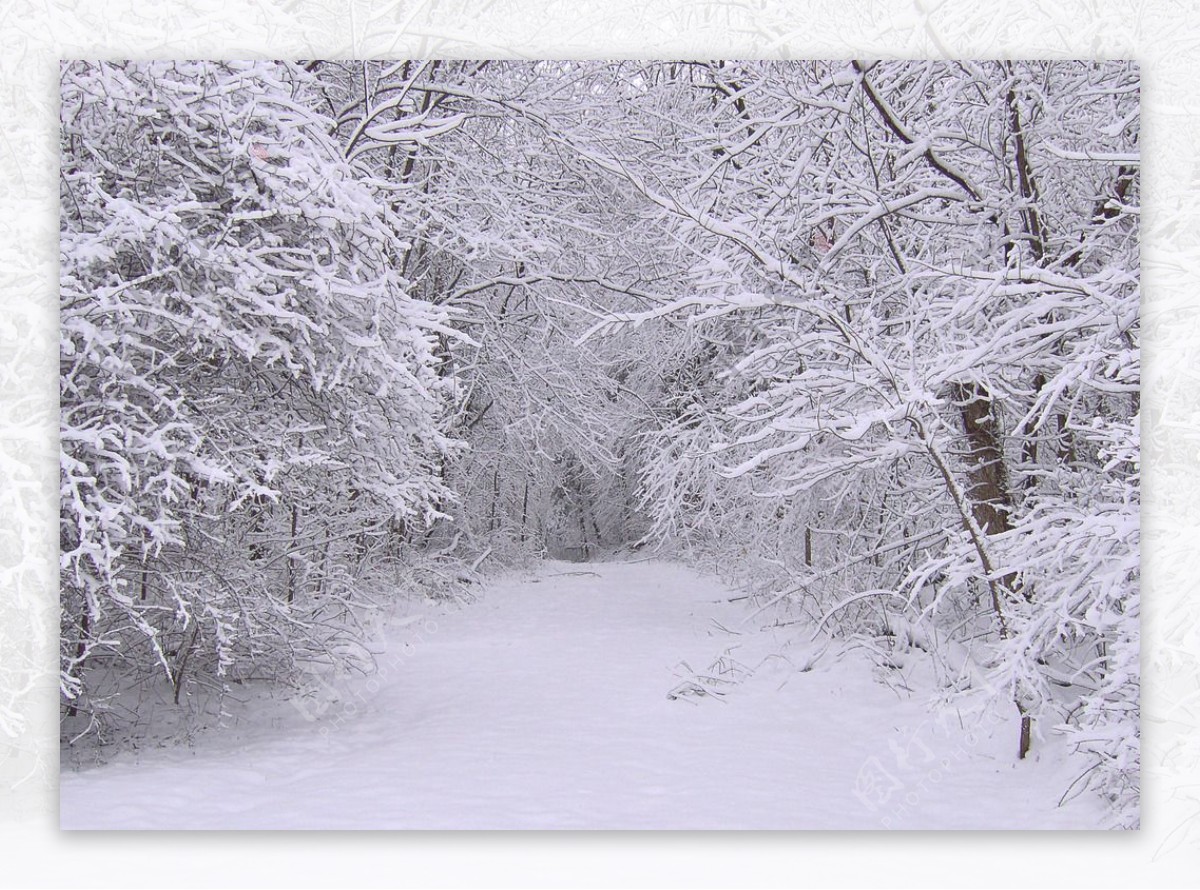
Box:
[60,61,460,740]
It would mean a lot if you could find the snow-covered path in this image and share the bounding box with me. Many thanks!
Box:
[60,559,1102,829]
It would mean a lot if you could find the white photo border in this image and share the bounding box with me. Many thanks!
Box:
[2,2,1196,886]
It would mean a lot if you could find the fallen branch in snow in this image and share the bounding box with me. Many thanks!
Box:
[432,531,463,559]
[809,589,911,641]
[468,547,493,573]
[666,680,727,702]
[708,619,743,635]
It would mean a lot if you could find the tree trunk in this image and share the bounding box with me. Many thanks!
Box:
[952,382,1031,602]
[520,480,529,544]
[286,500,300,604]
[952,382,1013,537]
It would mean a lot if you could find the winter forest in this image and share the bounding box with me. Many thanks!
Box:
[59,60,1139,829]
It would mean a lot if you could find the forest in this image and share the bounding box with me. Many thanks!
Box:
[59,59,1139,828]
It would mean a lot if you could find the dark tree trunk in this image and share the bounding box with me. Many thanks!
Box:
[953,382,1013,536]
[520,480,529,544]
[286,500,300,604]
[953,382,1031,603]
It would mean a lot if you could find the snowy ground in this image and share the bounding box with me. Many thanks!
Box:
[60,559,1105,829]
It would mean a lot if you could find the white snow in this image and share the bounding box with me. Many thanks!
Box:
[60,559,1104,830]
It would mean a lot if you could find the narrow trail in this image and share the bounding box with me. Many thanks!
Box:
[60,560,1101,829]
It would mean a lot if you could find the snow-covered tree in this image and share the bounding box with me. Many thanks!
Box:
[60,61,459,736]
[306,61,670,560]
[560,60,1140,823]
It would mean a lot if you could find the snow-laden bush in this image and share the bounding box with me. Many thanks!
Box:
[60,61,460,741]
